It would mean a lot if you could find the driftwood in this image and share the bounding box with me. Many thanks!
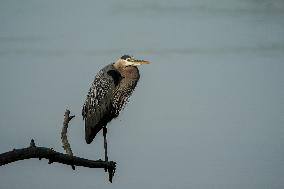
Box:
[0,110,116,182]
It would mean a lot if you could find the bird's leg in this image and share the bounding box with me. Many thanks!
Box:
[103,125,108,171]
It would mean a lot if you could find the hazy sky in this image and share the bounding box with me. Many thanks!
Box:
[0,0,284,188]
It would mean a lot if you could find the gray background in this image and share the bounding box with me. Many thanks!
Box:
[0,0,284,188]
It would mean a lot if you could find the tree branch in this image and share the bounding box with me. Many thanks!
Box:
[0,140,116,170]
[0,110,116,182]
[61,109,75,156]
[61,110,76,170]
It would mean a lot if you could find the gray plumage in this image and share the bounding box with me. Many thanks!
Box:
[82,55,149,144]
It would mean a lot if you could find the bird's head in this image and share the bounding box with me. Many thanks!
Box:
[114,55,150,68]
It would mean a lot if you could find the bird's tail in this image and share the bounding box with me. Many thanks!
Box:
[85,119,104,144]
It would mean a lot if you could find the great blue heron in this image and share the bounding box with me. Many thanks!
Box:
[82,55,150,162]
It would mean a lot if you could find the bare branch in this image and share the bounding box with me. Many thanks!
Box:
[61,109,75,170]
[0,109,117,182]
[61,109,75,156]
[0,140,116,170]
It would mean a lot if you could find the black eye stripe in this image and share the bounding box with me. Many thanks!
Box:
[120,55,131,60]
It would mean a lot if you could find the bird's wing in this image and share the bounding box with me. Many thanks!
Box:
[82,64,121,144]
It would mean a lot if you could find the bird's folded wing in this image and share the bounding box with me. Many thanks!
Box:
[82,65,118,143]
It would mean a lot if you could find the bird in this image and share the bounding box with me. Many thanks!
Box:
[82,55,150,162]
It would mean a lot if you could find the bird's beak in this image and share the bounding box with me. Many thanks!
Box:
[131,58,150,65]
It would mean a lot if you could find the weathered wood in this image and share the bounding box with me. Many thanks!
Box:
[61,109,75,156]
[61,109,76,170]
[0,142,116,170]
[0,110,116,182]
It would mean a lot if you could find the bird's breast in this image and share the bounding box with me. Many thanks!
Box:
[121,66,140,80]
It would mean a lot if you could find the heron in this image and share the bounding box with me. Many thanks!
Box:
[82,55,150,162]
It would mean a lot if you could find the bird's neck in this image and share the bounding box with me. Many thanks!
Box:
[113,63,140,79]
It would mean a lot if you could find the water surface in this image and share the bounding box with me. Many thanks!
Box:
[0,0,284,188]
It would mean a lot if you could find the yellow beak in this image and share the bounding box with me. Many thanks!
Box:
[132,59,150,65]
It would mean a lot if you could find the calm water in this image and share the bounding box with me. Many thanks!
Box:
[0,1,284,189]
